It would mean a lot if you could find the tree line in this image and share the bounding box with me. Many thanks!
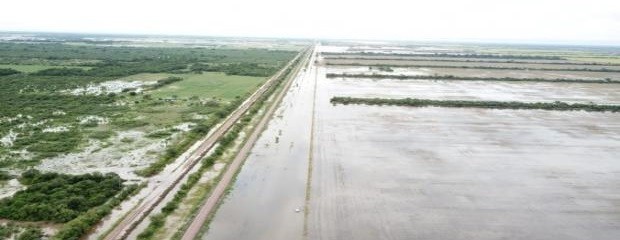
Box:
[0,68,21,76]
[330,97,620,112]
[325,73,619,84]
[322,52,565,60]
[324,62,620,73]
[323,56,620,66]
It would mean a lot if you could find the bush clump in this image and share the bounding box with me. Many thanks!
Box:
[0,170,124,223]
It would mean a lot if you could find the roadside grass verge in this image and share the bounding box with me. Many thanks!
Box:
[330,97,620,112]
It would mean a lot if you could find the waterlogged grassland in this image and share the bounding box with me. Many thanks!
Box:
[117,73,175,83]
[0,41,297,172]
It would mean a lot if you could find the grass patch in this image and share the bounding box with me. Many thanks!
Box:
[151,72,266,100]
[89,130,116,140]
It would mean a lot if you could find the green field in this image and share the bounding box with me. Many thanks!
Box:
[0,64,92,73]
[152,73,266,100]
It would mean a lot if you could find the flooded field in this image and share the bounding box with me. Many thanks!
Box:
[327,78,620,104]
[308,103,620,240]
[202,44,620,240]
[307,56,620,238]
[327,65,620,80]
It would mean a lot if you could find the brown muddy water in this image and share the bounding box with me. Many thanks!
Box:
[204,46,620,240]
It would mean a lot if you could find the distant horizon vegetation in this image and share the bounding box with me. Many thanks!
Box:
[1,30,619,48]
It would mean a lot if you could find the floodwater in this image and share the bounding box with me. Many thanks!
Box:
[203,45,620,240]
[328,78,620,104]
[307,65,620,239]
[202,51,317,240]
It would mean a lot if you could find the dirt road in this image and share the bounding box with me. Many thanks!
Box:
[100,48,309,240]
[180,46,315,240]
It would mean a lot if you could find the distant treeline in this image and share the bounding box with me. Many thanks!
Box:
[330,97,620,112]
[29,62,278,78]
[323,56,620,66]
[0,68,21,76]
[324,62,620,73]
[0,42,297,77]
[190,62,278,77]
[325,73,620,84]
[31,61,187,77]
[322,52,565,60]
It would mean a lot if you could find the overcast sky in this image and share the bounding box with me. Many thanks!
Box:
[1,0,619,45]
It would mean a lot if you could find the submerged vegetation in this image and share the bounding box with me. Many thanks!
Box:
[325,73,620,84]
[330,97,620,112]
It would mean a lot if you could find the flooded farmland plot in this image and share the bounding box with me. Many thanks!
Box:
[306,62,620,239]
[326,65,620,80]
[326,78,620,104]
[196,44,620,240]
[302,45,620,240]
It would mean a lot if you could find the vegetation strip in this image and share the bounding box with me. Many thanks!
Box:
[330,97,620,112]
[53,183,144,240]
[325,62,620,73]
[325,73,620,84]
[323,56,620,66]
[322,52,566,60]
